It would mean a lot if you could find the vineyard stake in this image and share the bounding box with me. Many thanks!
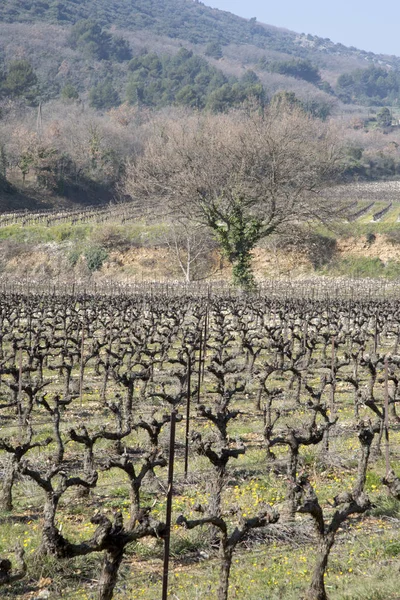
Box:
[202,308,208,382]
[162,408,177,600]
[184,355,191,480]
[197,329,203,404]
[384,356,390,478]
[302,320,308,351]
[330,337,336,415]
[79,318,85,407]
[18,346,23,437]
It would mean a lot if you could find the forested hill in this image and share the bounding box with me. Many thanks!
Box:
[1,0,399,68]
[0,0,289,48]
[3,0,400,212]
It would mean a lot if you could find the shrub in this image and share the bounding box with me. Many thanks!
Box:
[84,245,108,272]
[68,248,81,268]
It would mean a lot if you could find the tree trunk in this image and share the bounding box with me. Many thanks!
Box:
[320,428,330,456]
[307,537,334,600]
[41,494,62,555]
[209,470,224,518]
[285,447,298,521]
[53,410,64,464]
[128,483,140,531]
[217,544,233,600]
[0,455,17,511]
[76,446,93,498]
[97,546,124,600]
[232,253,255,290]
[63,365,72,397]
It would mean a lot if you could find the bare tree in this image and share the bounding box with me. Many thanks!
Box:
[164,219,217,282]
[124,103,341,288]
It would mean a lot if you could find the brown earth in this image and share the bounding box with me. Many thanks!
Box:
[1,234,400,283]
[336,234,400,263]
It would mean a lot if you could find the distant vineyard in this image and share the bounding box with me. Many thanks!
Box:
[0,201,167,228]
[2,182,400,229]
[325,181,400,224]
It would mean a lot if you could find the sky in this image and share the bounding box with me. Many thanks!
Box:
[204,1,400,57]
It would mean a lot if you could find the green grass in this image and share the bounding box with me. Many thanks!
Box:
[0,220,170,245]
[0,223,92,243]
[319,256,400,279]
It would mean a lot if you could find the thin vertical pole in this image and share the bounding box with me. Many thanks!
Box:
[384,356,390,478]
[302,320,308,351]
[18,347,23,436]
[330,337,336,415]
[197,329,203,404]
[202,308,208,382]
[184,355,191,480]
[79,317,85,406]
[162,409,177,600]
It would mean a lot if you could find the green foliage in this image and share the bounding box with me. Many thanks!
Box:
[271,91,331,120]
[68,19,132,61]
[342,147,400,180]
[89,80,120,109]
[67,248,81,267]
[68,243,109,271]
[336,65,400,106]
[212,204,263,289]
[376,106,392,127]
[372,495,400,519]
[0,59,37,99]
[267,58,321,84]
[323,256,400,279]
[205,41,223,59]
[301,97,332,120]
[84,245,108,271]
[61,83,79,101]
[125,48,263,111]
[0,0,297,51]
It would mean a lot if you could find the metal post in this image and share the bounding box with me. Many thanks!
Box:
[184,355,191,480]
[162,409,177,600]
[330,337,336,415]
[202,309,208,382]
[384,356,390,478]
[302,320,308,351]
[18,347,23,437]
[79,318,85,406]
[197,329,203,404]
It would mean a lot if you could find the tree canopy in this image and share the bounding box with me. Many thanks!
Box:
[336,65,400,106]
[0,59,37,99]
[266,58,321,84]
[125,49,264,111]
[67,19,132,62]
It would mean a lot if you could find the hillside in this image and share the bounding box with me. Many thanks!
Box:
[0,0,284,47]
[2,1,400,213]
[1,0,399,68]
[1,0,400,111]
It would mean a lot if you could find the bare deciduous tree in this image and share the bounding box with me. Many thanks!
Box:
[163,219,217,282]
[124,103,341,287]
